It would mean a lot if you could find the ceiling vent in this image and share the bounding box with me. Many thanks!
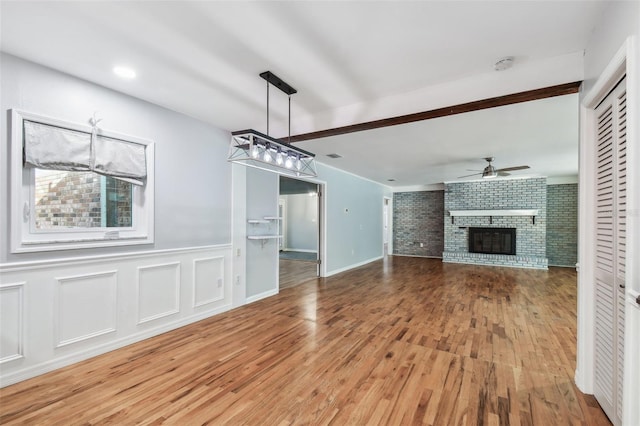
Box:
[326,153,342,159]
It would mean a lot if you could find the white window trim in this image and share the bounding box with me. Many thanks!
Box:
[10,109,155,253]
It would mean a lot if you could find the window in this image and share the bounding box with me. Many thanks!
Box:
[34,170,132,229]
[10,109,155,253]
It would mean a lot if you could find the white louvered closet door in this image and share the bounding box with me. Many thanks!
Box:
[593,77,626,426]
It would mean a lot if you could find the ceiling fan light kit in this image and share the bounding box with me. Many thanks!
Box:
[227,71,317,178]
[482,164,498,178]
[457,157,530,180]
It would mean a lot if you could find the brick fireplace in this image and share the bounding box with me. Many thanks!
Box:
[442,177,548,269]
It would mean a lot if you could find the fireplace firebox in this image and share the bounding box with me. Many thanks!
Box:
[468,227,516,255]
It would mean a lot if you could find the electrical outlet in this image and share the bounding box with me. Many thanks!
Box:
[236,248,241,257]
[235,275,240,285]
[217,278,223,288]
[420,242,424,247]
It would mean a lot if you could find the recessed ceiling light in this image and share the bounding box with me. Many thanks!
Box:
[113,66,136,79]
[494,57,514,71]
[387,179,396,182]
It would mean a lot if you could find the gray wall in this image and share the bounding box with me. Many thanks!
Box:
[246,168,279,298]
[0,54,232,263]
[283,194,318,252]
[546,184,578,267]
[317,163,391,274]
[392,191,444,257]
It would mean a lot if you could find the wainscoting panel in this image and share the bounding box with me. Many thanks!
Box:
[0,282,24,363]
[193,256,225,308]
[137,263,180,324]
[0,245,232,387]
[55,271,117,347]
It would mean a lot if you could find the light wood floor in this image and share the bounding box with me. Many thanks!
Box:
[0,257,610,425]
[279,258,318,289]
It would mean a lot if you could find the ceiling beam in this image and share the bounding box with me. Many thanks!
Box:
[286,81,581,143]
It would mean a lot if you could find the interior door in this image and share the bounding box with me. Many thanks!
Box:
[593,77,626,426]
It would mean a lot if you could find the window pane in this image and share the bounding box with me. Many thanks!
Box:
[34,169,132,229]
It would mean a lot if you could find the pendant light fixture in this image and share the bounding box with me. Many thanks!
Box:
[227,71,317,177]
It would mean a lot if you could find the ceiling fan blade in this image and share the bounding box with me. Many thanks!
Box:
[457,172,482,179]
[497,171,511,177]
[495,165,530,172]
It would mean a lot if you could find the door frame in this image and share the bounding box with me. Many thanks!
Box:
[277,176,327,278]
[278,197,286,251]
[577,35,638,425]
[383,196,393,255]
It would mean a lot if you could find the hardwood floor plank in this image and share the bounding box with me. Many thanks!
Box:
[279,258,318,289]
[0,257,611,425]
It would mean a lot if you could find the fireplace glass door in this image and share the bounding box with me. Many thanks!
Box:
[468,227,516,255]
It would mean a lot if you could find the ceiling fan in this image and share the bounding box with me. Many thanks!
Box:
[457,157,530,179]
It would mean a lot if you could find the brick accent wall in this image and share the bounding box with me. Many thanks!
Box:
[393,191,444,257]
[443,178,548,269]
[546,184,578,267]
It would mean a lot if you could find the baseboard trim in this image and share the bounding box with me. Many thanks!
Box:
[246,288,279,304]
[325,256,383,277]
[548,263,578,268]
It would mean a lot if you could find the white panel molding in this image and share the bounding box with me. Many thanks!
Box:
[0,282,25,364]
[54,271,117,348]
[193,256,225,308]
[0,301,232,388]
[0,244,231,273]
[0,246,232,388]
[137,262,181,324]
[246,288,279,304]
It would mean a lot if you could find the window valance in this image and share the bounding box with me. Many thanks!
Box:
[23,120,147,185]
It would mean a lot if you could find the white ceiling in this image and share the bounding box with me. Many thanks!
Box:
[298,93,579,188]
[0,1,605,187]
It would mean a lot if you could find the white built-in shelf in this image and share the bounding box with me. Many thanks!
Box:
[448,209,539,225]
[247,234,282,248]
[247,219,270,224]
[449,209,538,217]
[247,217,282,246]
[248,216,283,224]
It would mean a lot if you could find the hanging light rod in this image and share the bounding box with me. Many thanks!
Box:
[259,71,297,95]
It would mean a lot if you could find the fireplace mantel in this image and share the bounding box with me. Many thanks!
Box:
[448,209,539,224]
[448,209,539,217]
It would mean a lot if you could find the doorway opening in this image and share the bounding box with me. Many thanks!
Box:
[278,176,322,289]
[383,196,392,256]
